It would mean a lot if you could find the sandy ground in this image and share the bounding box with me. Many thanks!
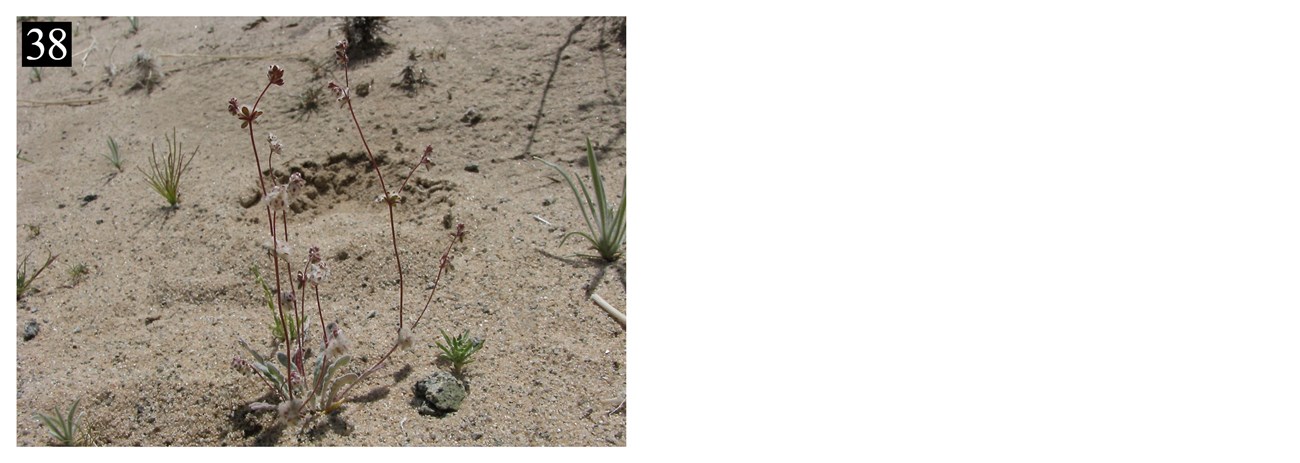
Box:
[15,16,626,446]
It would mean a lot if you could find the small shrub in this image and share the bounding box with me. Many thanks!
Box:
[139,127,197,207]
[339,17,390,61]
[391,64,429,95]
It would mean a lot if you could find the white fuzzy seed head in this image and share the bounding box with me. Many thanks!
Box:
[397,327,414,351]
[264,185,288,212]
[276,398,305,425]
[325,330,350,358]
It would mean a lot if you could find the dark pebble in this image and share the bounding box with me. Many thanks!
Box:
[23,320,39,341]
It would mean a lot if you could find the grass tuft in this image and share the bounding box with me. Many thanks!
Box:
[139,128,197,207]
[103,136,123,172]
[18,251,57,300]
[67,263,89,287]
[34,399,83,446]
[534,138,626,262]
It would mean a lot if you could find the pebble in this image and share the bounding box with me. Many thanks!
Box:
[23,320,39,341]
[464,163,479,173]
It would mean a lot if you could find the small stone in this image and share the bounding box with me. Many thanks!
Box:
[542,198,554,206]
[460,107,482,126]
[23,320,39,341]
[367,310,377,319]
[413,371,467,414]
[464,163,479,173]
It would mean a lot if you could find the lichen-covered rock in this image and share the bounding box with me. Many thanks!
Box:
[413,371,466,415]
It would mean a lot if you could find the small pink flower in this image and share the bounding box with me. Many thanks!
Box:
[227,97,240,116]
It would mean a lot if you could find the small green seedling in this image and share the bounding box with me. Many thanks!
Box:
[103,137,123,172]
[251,265,306,344]
[139,128,197,207]
[34,399,83,446]
[67,263,89,287]
[534,138,627,262]
[18,251,57,300]
[435,329,484,375]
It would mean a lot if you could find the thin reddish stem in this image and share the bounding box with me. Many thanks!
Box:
[413,231,462,330]
[341,63,405,332]
[247,114,293,402]
[314,284,327,346]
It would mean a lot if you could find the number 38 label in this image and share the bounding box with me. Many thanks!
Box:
[22,22,72,67]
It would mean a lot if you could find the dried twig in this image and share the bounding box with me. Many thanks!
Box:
[19,97,108,107]
[590,293,625,328]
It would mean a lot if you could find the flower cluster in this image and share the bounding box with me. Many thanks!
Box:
[327,81,350,107]
[267,64,285,86]
[305,246,330,285]
[419,144,435,170]
[375,191,403,205]
[335,40,349,65]
[231,356,253,374]
[324,323,350,358]
[267,132,283,156]
[263,172,306,213]
[265,239,293,258]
